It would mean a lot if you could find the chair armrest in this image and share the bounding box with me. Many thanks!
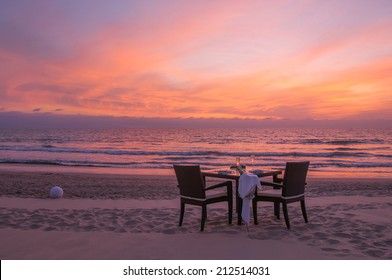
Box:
[259,181,283,189]
[273,177,283,183]
[205,180,232,191]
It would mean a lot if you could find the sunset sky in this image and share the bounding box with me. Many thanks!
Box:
[1,0,392,127]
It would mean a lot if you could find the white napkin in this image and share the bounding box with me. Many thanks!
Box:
[239,172,262,224]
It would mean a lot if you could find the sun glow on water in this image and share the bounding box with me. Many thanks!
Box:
[0,127,391,178]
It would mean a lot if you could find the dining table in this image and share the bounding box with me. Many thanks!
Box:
[202,168,283,225]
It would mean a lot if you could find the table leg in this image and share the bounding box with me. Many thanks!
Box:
[273,174,280,218]
[235,178,242,225]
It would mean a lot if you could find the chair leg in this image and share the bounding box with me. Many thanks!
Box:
[201,205,207,231]
[252,199,258,225]
[301,200,308,223]
[228,198,233,225]
[179,202,185,227]
[237,197,242,225]
[282,202,290,229]
[274,201,280,219]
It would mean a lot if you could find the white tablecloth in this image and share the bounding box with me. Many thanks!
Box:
[238,172,262,224]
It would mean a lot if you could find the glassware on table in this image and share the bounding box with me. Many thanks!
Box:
[236,156,240,166]
[250,155,255,170]
[234,156,242,175]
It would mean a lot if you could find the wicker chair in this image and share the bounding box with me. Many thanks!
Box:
[174,165,233,231]
[252,161,310,229]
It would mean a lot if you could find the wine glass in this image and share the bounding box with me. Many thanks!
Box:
[236,156,241,166]
[250,155,255,170]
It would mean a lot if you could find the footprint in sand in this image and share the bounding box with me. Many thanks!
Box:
[321,247,339,252]
[314,232,328,238]
[43,226,57,231]
[335,232,352,238]
[373,224,387,231]
[30,224,42,230]
[325,238,340,245]
[366,249,384,258]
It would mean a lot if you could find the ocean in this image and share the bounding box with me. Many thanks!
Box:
[0,127,391,178]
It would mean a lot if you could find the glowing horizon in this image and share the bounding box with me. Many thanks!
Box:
[1,0,392,124]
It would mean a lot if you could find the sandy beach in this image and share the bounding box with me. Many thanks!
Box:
[0,170,391,260]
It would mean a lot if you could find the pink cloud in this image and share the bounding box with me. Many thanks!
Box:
[1,0,392,123]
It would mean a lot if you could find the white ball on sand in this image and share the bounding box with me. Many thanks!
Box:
[50,186,63,198]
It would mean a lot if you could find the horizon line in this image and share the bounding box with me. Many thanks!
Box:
[1,111,391,129]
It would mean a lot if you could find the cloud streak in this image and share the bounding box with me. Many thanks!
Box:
[0,0,391,125]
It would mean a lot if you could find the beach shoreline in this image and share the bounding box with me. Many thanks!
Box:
[1,162,391,179]
[0,168,391,260]
[0,168,390,200]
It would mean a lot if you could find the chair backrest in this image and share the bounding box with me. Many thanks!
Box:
[173,165,206,199]
[282,161,309,198]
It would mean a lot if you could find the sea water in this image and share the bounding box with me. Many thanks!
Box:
[0,127,391,178]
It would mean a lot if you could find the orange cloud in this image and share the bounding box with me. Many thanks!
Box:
[1,0,392,123]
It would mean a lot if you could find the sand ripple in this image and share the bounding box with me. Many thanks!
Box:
[1,201,391,259]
